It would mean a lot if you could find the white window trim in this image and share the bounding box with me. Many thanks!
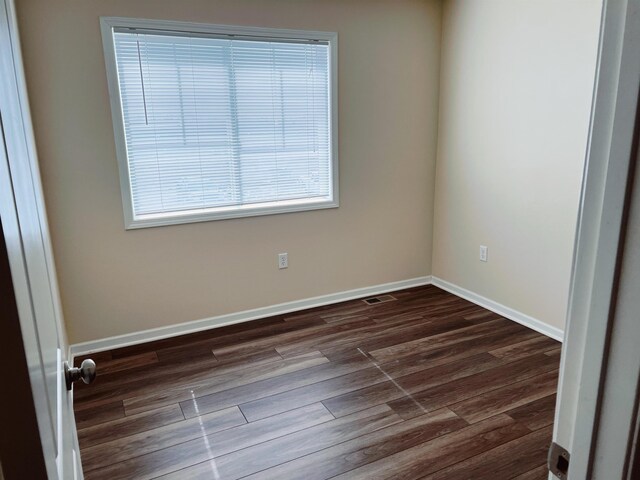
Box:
[100,17,339,229]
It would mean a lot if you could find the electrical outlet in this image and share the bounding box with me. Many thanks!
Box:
[278,253,288,269]
[480,245,488,262]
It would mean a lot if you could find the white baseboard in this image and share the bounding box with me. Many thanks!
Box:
[69,276,432,358]
[431,276,564,342]
[70,274,563,359]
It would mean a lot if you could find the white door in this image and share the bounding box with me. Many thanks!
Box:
[0,0,82,478]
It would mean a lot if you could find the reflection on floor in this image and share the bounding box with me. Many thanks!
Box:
[73,284,560,479]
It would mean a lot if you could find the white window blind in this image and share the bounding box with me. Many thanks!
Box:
[104,21,337,228]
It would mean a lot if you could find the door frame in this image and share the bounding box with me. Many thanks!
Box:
[552,0,640,478]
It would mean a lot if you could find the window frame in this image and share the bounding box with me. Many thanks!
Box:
[100,17,339,229]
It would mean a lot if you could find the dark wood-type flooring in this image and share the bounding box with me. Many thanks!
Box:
[73,285,560,479]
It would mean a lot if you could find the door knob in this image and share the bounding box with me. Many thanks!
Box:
[65,359,97,390]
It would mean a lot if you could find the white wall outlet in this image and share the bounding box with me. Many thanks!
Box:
[278,253,288,269]
[479,245,488,262]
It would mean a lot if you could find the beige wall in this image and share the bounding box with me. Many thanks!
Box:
[16,0,442,343]
[433,0,601,331]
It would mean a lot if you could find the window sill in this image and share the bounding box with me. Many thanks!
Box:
[125,197,339,230]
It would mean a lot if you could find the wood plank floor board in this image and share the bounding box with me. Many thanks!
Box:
[462,309,503,321]
[378,324,540,378]
[318,314,447,353]
[73,350,112,368]
[165,315,330,363]
[88,352,160,377]
[124,350,329,415]
[365,299,473,323]
[369,317,521,363]
[319,312,374,324]
[449,370,558,424]
[177,354,376,419]
[154,343,218,363]
[75,347,282,400]
[322,380,407,417]
[280,285,436,323]
[423,303,498,321]
[328,414,531,480]
[108,315,290,359]
[422,425,553,480]
[489,335,561,361]
[320,322,537,365]
[76,349,326,413]
[506,393,558,431]
[156,405,402,480]
[239,365,389,421]
[73,354,220,399]
[276,312,501,358]
[284,289,443,325]
[274,316,436,358]
[391,352,505,392]
[77,404,184,449]
[320,321,498,361]
[211,318,374,360]
[73,286,561,479]
[247,348,514,422]
[81,406,246,472]
[74,399,125,430]
[387,353,559,420]
[285,301,369,322]
[77,350,319,409]
[241,408,468,480]
[366,310,425,325]
[511,464,549,479]
[84,402,339,480]
[273,315,434,358]
[281,309,333,322]
[322,352,504,418]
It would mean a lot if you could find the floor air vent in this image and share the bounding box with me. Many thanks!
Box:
[362,294,397,305]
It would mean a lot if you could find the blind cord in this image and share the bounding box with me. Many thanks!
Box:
[136,36,149,125]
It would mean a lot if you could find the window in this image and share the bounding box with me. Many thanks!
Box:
[101,18,338,228]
